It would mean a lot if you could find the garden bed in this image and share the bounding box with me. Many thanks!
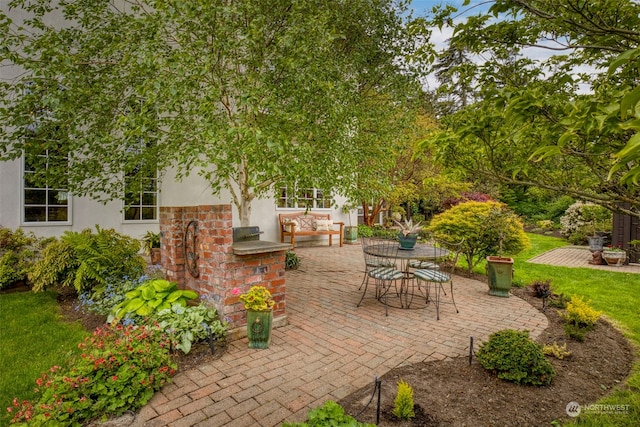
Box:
[338,286,636,426]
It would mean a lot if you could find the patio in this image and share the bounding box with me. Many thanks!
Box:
[134,244,548,427]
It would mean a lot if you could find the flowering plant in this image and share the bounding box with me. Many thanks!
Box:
[393,218,423,237]
[604,245,625,252]
[235,286,275,311]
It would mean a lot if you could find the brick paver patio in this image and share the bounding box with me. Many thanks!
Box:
[134,244,549,427]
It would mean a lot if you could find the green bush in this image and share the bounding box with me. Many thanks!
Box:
[428,201,529,273]
[559,201,612,243]
[153,303,228,354]
[476,329,555,386]
[561,295,602,341]
[29,227,146,292]
[0,227,50,289]
[285,250,300,270]
[7,324,175,426]
[282,400,375,427]
[392,379,415,420]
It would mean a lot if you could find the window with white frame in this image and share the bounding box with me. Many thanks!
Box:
[23,149,70,223]
[277,185,334,209]
[123,173,158,221]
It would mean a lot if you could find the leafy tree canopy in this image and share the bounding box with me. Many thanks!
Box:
[0,0,427,224]
[420,0,640,218]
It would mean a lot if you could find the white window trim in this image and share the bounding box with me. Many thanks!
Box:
[20,153,73,226]
[275,186,334,211]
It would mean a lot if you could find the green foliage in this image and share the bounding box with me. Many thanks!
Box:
[428,201,529,273]
[7,324,175,426]
[561,295,602,341]
[285,250,300,271]
[542,342,572,360]
[29,227,146,292]
[141,231,160,255]
[0,0,425,225]
[282,400,375,427]
[238,285,275,312]
[476,330,555,386]
[78,276,149,316]
[0,227,50,289]
[109,279,198,323]
[153,303,228,354]
[559,201,612,243]
[392,379,415,420]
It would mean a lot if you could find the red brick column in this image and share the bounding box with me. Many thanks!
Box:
[159,204,286,331]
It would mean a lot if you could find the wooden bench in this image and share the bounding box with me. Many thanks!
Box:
[278,212,344,249]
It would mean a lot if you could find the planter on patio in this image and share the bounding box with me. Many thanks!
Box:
[246,309,273,349]
[486,256,514,297]
[602,250,626,267]
[587,236,604,253]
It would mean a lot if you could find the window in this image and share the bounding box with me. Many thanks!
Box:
[123,173,158,221]
[277,185,333,209]
[23,150,70,223]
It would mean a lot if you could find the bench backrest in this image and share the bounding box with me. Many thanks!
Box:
[279,212,332,231]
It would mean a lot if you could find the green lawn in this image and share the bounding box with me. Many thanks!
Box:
[0,291,89,426]
[514,234,640,426]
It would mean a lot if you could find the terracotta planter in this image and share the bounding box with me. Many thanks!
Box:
[486,256,514,297]
[602,251,626,266]
[246,309,273,349]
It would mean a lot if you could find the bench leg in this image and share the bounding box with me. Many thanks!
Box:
[329,235,332,246]
[291,234,295,249]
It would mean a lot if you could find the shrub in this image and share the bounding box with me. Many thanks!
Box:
[561,295,602,341]
[153,303,228,354]
[559,201,612,243]
[428,201,530,273]
[476,329,555,386]
[29,227,146,292]
[282,400,375,427]
[530,279,552,298]
[285,250,300,270]
[392,379,415,420]
[542,342,572,360]
[77,275,150,316]
[0,227,50,289]
[7,324,175,426]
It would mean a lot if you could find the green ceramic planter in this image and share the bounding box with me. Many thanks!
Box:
[344,226,358,244]
[486,256,514,297]
[398,233,418,250]
[246,309,273,349]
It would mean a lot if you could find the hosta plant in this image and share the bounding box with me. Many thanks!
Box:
[153,303,228,354]
[109,279,198,323]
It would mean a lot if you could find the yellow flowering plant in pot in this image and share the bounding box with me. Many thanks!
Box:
[235,286,275,348]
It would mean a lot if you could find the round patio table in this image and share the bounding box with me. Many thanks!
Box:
[363,242,449,309]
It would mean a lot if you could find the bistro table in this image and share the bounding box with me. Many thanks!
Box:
[363,242,449,309]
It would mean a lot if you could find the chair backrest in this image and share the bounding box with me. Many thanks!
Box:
[362,238,399,269]
[433,237,464,275]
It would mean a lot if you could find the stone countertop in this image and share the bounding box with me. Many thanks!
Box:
[232,240,291,256]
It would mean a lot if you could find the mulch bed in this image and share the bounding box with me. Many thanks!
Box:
[338,286,636,426]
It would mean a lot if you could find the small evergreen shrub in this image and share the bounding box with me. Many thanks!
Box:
[476,329,555,386]
[561,295,602,341]
[392,379,415,420]
[542,342,572,360]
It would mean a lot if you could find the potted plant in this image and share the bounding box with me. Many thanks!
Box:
[342,204,358,244]
[602,245,627,266]
[142,231,161,265]
[237,285,275,349]
[485,208,516,297]
[393,218,422,250]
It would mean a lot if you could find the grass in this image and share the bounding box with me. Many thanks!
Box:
[513,234,640,426]
[0,291,89,426]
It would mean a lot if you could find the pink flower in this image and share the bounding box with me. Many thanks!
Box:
[231,288,241,295]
